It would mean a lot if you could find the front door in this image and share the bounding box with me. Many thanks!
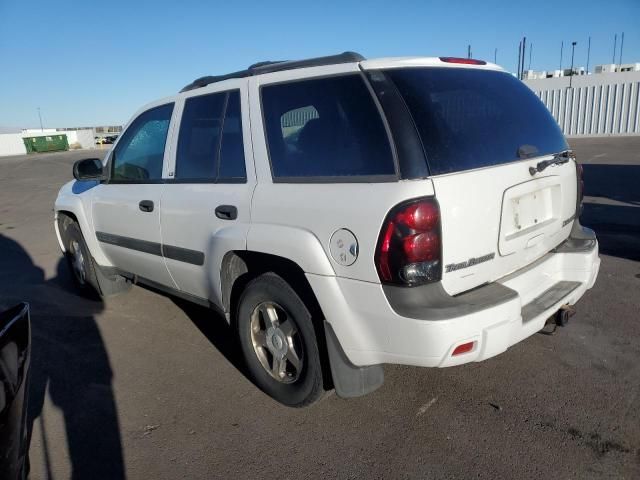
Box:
[92,102,177,288]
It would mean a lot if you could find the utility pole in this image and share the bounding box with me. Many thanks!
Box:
[586,36,591,74]
[37,107,43,132]
[612,34,617,64]
[528,43,533,71]
[619,32,624,67]
[517,40,522,77]
[521,37,526,79]
[494,47,497,64]
[570,41,577,88]
[467,44,471,59]
[559,41,564,72]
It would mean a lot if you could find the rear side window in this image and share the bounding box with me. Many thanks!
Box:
[176,90,246,181]
[386,68,568,175]
[261,74,395,180]
[112,103,174,181]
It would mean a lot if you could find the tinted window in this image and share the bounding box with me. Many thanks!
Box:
[112,103,173,181]
[177,90,246,181]
[219,91,246,180]
[261,74,395,179]
[176,92,225,179]
[386,68,568,175]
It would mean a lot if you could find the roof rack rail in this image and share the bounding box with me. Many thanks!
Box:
[180,51,365,93]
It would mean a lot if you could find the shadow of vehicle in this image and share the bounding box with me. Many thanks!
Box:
[581,164,640,262]
[161,296,247,376]
[0,234,125,479]
[583,164,639,205]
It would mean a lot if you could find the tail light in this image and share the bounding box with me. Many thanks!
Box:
[375,197,442,286]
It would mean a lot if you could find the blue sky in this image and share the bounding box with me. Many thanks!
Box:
[1,0,638,128]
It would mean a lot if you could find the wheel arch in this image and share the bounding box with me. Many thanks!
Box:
[55,186,112,266]
[221,251,324,321]
[56,209,82,252]
[222,250,334,390]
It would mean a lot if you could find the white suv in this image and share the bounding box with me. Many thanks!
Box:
[54,52,600,407]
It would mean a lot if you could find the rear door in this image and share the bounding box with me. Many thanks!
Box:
[384,66,578,295]
[160,81,255,305]
[92,103,177,288]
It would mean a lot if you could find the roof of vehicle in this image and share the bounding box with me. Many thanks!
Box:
[180,51,365,92]
[179,52,504,92]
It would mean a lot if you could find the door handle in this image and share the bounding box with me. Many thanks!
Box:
[215,205,237,220]
[139,200,154,212]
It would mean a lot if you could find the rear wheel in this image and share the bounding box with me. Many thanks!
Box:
[237,273,324,407]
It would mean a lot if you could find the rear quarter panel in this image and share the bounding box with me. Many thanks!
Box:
[248,69,435,281]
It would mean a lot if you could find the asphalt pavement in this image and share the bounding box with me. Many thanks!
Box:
[0,138,638,479]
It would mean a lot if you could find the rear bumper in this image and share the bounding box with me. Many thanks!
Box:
[308,232,600,369]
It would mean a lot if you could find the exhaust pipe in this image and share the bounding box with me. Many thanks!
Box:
[554,304,576,327]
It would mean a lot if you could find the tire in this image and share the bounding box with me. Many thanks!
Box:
[61,220,101,296]
[59,219,131,298]
[236,272,324,407]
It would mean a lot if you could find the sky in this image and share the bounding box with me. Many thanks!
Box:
[0,0,638,128]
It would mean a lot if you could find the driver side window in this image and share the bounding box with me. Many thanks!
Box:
[111,103,174,182]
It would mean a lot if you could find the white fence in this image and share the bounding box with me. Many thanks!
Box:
[524,71,640,137]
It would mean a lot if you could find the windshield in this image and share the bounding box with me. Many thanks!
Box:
[385,67,568,175]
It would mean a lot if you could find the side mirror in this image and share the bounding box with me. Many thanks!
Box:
[73,158,104,181]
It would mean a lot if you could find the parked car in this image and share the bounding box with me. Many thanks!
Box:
[0,303,31,479]
[94,137,105,145]
[54,52,600,407]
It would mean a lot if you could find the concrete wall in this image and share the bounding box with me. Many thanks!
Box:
[524,71,640,137]
[0,134,27,156]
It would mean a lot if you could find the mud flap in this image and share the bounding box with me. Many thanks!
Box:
[324,321,384,398]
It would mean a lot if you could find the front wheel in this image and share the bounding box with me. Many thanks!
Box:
[59,217,130,298]
[62,220,100,296]
[237,273,324,407]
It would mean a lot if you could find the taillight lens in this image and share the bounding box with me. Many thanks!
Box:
[375,198,442,286]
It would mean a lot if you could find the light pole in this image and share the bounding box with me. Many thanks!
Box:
[37,107,43,132]
[569,41,577,88]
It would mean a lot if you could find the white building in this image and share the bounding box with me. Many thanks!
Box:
[595,63,640,73]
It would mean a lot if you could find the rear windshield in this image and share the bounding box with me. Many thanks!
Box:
[386,68,568,175]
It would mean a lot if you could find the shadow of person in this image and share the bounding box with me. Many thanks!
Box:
[0,234,125,480]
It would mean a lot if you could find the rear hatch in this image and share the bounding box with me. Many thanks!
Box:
[385,66,578,295]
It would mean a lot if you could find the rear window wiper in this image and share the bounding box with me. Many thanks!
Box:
[529,150,574,176]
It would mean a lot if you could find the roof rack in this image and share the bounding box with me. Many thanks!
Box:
[179,51,365,93]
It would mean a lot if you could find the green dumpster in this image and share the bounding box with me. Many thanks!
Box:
[23,134,69,153]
